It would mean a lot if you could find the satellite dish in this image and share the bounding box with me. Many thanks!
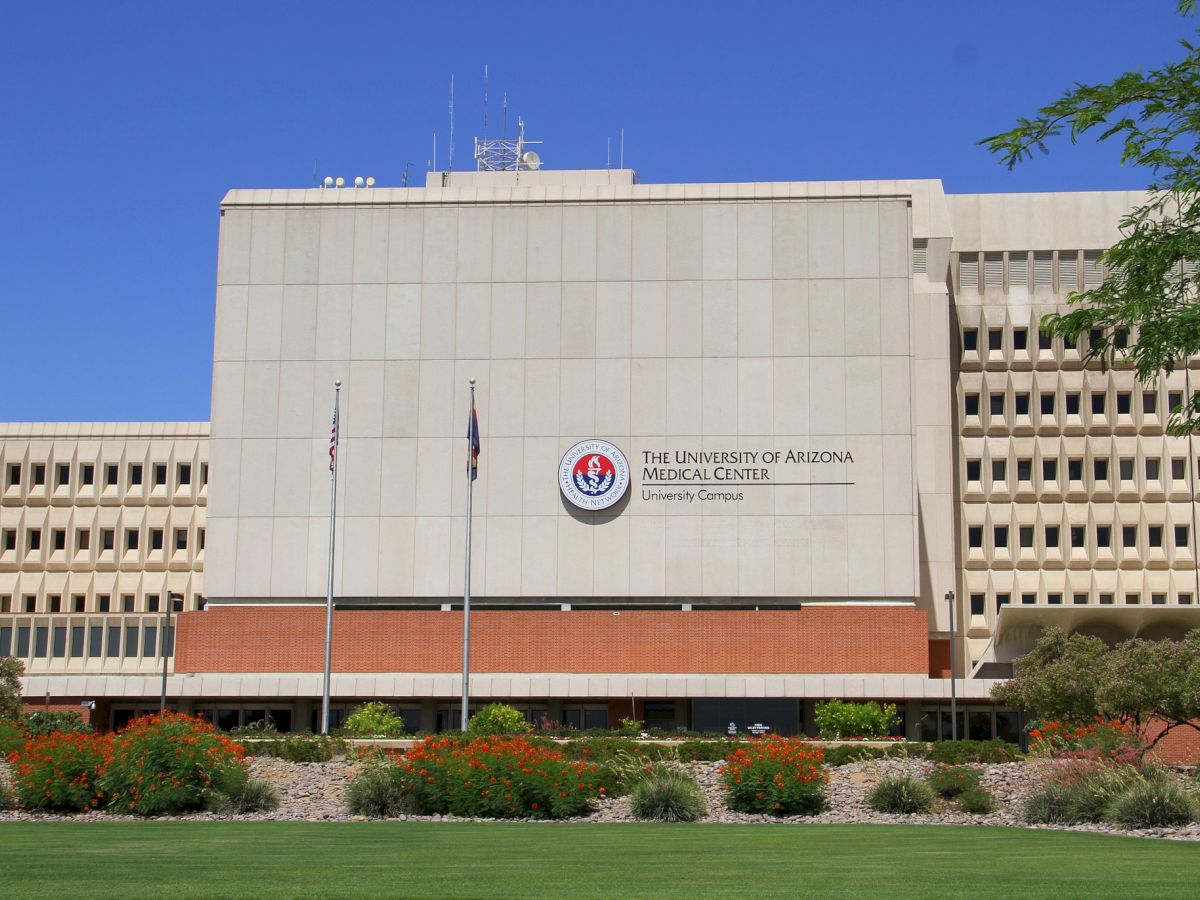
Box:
[354,176,365,187]
[335,176,345,187]
[323,176,334,188]
[521,150,541,170]
[365,176,376,187]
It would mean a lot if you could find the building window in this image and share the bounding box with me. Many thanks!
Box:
[1181,593,1194,605]
[77,529,90,551]
[129,464,143,486]
[178,463,191,485]
[989,394,1005,416]
[1073,592,1088,605]
[1043,459,1058,481]
[24,595,37,613]
[1091,393,1105,415]
[1094,459,1109,481]
[150,528,164,551]
[201,463,208,485]
[174,529,188,551]
[146,594,160,613]
[965,394,979,416]
[1016,459,1031,482]
[1038,328,1052,350]
[1172,457,1186,480]
[1176,525,1189,547]
[994,526,1009,549]
[72,595,85,613]
[1099,593,1114,605]
[28,529,41,552]
[988,328,1003,351]
[1125,593,1141,605]
[1152,593,1167,605]
[56,463,70,487]
[1122,525,1137,548]
[1048,593,1062,605]
[153,464,167,486]
[1119,458,1134,481]
[2,530,14,552]
[1149,525,1163,548]
[32,464,45,486]
[101,529,114,551]
[1019,526,1033,548]
[996,593,1011,610]
[126,529,139,551]
[81,463,94,486]
[52,529,66,551]
[968,527,983,549]
[1096,525,1111,548]
[1065,393,1081,415]
[1067,459,1083,481]
[1040,393,1055,416]
[992,460,1006,481]
[969,593,985,616]
[1071,525,1086,548]
[1146,458,1161,481]
[6,463,19,488]
[1015,393,1030,416]
[962,328,978,351]
[1144,391,1158,414]
[122,595,135,613]
[1021,592,1036,605]
[106,625,120,657]
[49,595,62,613]
[1013,328,1027,350]
[966,459,981,482]
[1169,390,1183,412]
[105,463,119,487]
[97,595,111,613]
[0,596,8,614]
[198,528,205,551]
[1045,525,1059,548]
[1117,392,1131,415]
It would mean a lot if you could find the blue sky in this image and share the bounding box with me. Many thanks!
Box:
[0,1,1190,421]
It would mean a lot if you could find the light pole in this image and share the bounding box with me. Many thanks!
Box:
[160,592,184,714]
[945,589,957,741]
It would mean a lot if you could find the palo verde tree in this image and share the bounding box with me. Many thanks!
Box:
[0,656,24,721]
[981,1,1200,434]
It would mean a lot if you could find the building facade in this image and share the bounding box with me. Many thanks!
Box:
[3,169,1197,746]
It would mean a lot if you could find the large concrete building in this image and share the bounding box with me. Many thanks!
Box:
[3,165,1198,742]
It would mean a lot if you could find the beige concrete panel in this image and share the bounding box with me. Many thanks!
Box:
[384,284,421,359]
[592,513,631,596]
[666,358,702,436]
[597,205,632,282]
[485,515,523,595]
[386,208,424,283]
[880,357,912,436]
[913,359,950,432]
[630,358,667,436]
[318,208,355,285]
[488,359,525,437]
[412,516,451,596]
[561,206,598,282]
[556,517,593,596]
[349,284,387,360]
[665,515,702,595]
[879,278,911,359]
[631,204,667,281]
[737,359,773,436]
[701,515,738,595]
[630,281,666,357]
[241,362,280,439]
[280,285,318,360]
[205,439,242,518]
[416,358,455,438]
[213,285,248,362]
[484,438,524,516]
[304,516,329,597]
[378,517,416,597]
[200,517,235,597]
[559,359,597,436]
[772,280,809,357]
[809,516,849,596]
[809,357,847,436]
[845,434,884,515]
[736,281,772,357]
[234,517,273,597]
[455,208,494,283]
[702,203,738,280]
[702,281,738,356]
[523,359,561,437]
[666,281,702,357]
[808,203,845,279]
[846,515,886,596]
[419,283,456,359]
[421,208,458,284]
[378,438,417,517]
[560,282,597,358]
[773,358,811,437]
[774,515,813,595]
[522,438,561,516]
[595,282,632,358]
[315,284,352,360]
[283,209,321,284]
[414,437,453,516]
[210,361,246,439]
[272,439,312,517]
[883,515,918,597]
[595,359,631,436]
[342,437,382,517]
[843,280,881,357]
[352,208,389,284]
[270,517,310,597]
[455,283,492,359]
[772,202,809,279]
[217,210,251,285]
[525,283,562,359]
[628,515,666,596]
[738,515,774,595]
[666,205,702,280]
[491,207,528,284]
[736,203,772,280]
[878,200,909,278]
[245,286,284,362]
[520,516,558,595]
[382,360,420,438]
[490,283,526,359]
[702,358,737,436]
[808,281,845,356]
[842,202,880,278]
[526,206,563,283]
[845,357,883,436]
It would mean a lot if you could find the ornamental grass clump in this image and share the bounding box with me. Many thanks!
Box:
[345,761,419,818]
[99,713,247,816]
[722,737,827,816]
[867,775,935,814]
[1022,760,1141,825]
[629,768,706,822]
[206,770,281,815]
[928,765,982,799]
[8,731,111,812]
[396,736,602,819]
[954,786,996,814]
[1107,772,1198,828]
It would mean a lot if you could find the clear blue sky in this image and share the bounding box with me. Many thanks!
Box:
[0,1,1189,422]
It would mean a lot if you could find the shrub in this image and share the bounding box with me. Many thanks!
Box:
[618,717,642,736]
[722,737,826,816]
[630,769,706,822]
[675,740,744,763]
[928,765,982,798]
[955,787,996,814]
[346,761,419,817]
[100,713,247,816]
[396,736,601,819]
[341,702,406,738]
[1107,773,1198,828]
[0,657,23,721]
[9,732,110,812]
[866,775,935,814]
[23,711,92,738]
[207,770,281,814]
[0,779,12,810]
[926,740,1019,765]
[242,735,344,762]
[1028,718,1142,762]
[813,700,898,739]
[467,703,533,736]
[0,719,25,756]
[1022,760,1142,824]
[560,738,671,766]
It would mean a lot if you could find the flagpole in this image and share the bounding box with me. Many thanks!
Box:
[461,378,476,731]
[321,379,342,735]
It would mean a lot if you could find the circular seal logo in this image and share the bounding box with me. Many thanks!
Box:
[559,439,630,511]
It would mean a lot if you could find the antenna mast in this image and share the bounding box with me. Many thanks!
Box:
[482,64,488,140]
[448,74,455,171]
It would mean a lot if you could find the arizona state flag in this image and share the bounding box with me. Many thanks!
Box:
[468,399,480,481]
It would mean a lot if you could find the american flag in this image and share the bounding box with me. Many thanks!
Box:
[329,402,339,473]
[468,398,480,481]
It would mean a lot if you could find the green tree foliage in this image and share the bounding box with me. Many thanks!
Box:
[467,702,533,736]
[991,628,1109,722]
[981,1,1200,434]
[0,657,25,721]
[341,702,405,738]
[813,699,898,739]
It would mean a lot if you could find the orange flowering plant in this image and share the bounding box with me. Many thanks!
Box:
[394,736,602,819]
[8,731,112,812]
[1027,717,1141,764]
[98,713,247,816]
[722,736,827,815]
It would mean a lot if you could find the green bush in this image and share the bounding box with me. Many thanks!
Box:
[1107,774,1198,828]
[0,719,25,756]
[243,735,344,762]
[955,786,996,814]
[0,779,12,810]
[345,762,419,818]
[814,700,898,739]
[560,738,672,765]
[341,702,405,738]
[822,744,932,766]
[100,713,247,816]
[207,770,280,814]
[23,711,92,738]
[466,703,533,736]
[928,765,982,798]
[0,657,23,721]
[675,740,744,762]
[9,732,110,812]
[926,740,1020,765]
[866,775,935,814]
[630,769,707,822]
[722,738,827,816]
[1021,761,1141,824]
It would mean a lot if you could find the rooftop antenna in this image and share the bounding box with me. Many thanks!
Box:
[402,162,413,187]
[432,132,437,170]
[482,64,488,140]
[606,136,611,169]
[620,128,624,169]
[502,92,508,138]
[448,74,455,172]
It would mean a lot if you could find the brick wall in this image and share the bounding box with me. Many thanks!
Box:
[176,606,930,675]
[928,639,950,678]
[1143,720,1200,765]
[21,701,93,726]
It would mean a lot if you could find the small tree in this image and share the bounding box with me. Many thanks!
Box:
[991,628,1108,722]
[341,701,405,738]
[467,703,533,736]
[0,657,25,721]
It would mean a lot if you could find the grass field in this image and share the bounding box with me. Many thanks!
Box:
[0,822,1195,898]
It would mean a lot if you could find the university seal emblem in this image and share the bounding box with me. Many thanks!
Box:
[559,439,630,511]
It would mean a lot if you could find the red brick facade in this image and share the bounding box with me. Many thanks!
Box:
[176,606,930,675]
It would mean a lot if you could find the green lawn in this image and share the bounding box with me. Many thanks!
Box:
[0,822,1195,898]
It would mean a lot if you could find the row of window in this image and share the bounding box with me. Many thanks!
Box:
[964,387,1186,421]
[965,455,1191,487]
[957,249,1108,293]
[967,523,1190,552]
[2,525,205,555]
[3,461,207,493]
[962,323,1128,357]
[0,621,175,660]
[969,590,1193,614]
[0,594,195,615]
